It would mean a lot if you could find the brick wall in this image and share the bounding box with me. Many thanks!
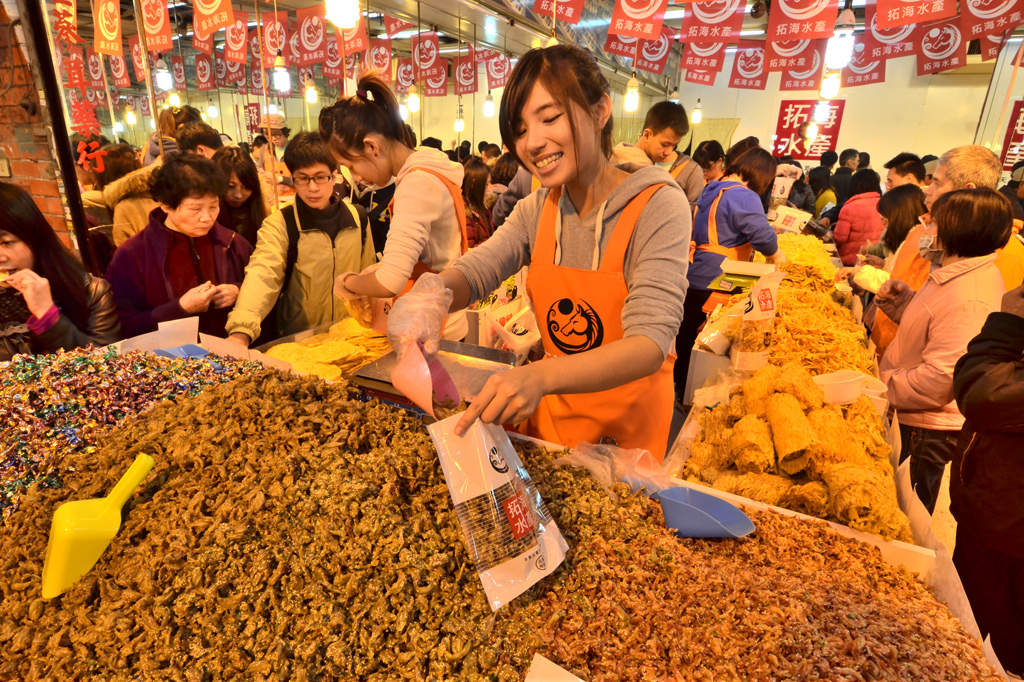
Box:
[0,4,74,251]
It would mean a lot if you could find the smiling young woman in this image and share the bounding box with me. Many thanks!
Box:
[439,45,692,462]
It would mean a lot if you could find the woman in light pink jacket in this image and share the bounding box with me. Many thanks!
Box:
[876,188,1012,513]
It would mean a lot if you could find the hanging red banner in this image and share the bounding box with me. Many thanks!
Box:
[323,31,343,80]
[1000,100,1024,170]
[424,58,449,97]
[94,0,122,57]
[139,0,172,53]
[109,54,130,88]
[877,0,955,30]
[915,17,967,75]
[248,29,261,66]
[610,0,669,40]
[53,0,82,50]
[766,0,837,41]
[765,39,822,72]
[225,56,245,84]
[486,54,512,89]
[533,0,586,24]
[384,15,415,38]
[981,31,1007,61]
[85,48,105,89]
[195,53,214,91]
[262,11,289,68]
[345,53,358,79]
[192,24,213,55]
[729,41,768,90]
[223,12,249,64]
[286,19,300,65]
[779,42,824,90]
[128,34,145,82]
[681,42,726,73]
[250,60,265,94]
[411,32,444,79]
[680,0,745,43]
[215,51,227,86]
[454,55,477,94]
[843,35,887,85]
[604,33,641,58]
[245,102,261,135]
[170,55,186,90]
[863,1,917,60]
[475,45,501,63]
[297,5,327,67]
[963,0,1024,40]
[342,15,370,54]
[367,39,393,81]
[395,57,414,93]
[635,26,675,75]
[772,99,845,160]
[193,0,233,37]
[684,68,718,86]
[140,95,152,116]
[64,47,88,96]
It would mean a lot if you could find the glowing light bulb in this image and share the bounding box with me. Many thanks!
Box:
[546,32,558,47]
[399,102,409,120]
[813,100,831,124]
[126,109,137,125]
[819,71,841,100]
[273,52,290,93]
[806,122,819,142]
[825,8,857,70]
[483,91,495,118]
[691,99,702,125]
[154,56,173,91]
[168,92,180,107]
[113,121,124,133]
[150,119,156,129]
[201,112,207,121]
[624,74,640,113]
[305,75,318,103]
[407,84,420,113]
[326,0,360,29]
[207,101,218,119]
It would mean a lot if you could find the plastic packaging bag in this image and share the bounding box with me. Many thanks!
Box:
[490,305,542,365]
[696,300,745,355]
[386,273,453,361]
[554,442,673,499]
[730,271,785,372]
[427,415,568,611]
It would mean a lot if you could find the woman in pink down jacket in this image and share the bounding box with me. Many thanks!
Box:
[833,168,885,265]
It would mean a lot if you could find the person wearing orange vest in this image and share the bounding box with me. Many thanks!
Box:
[611,101,704,204]
[438,45,690,462]
[322,74,470,340]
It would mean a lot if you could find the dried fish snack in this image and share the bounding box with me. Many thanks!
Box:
[756,233,839,290]
[823,462,913,543]
[770,285,876,375]
[726,391,747,423]
[845,394,893,464]
[743,364,781,415]
[729,415,775,474]
[770,363,825,410]
[778,480,830,517]
[765,392,816,475]
[806,405,875,476]
[712,471,794,506]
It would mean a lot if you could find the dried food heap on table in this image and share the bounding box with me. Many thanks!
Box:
[265,317,392,380]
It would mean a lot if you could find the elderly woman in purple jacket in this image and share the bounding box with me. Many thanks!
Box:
[106,153,254,338]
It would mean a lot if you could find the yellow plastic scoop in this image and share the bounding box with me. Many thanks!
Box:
[41,453,154,599]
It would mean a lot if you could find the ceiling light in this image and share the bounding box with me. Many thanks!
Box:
[691,99,702,124]
[483,90,495,118]
[154,55,173,91]
[825,7,857,70]
[407,82,420,113]
[126,108,137,125]
[813,100,831,123]
[624,74,640,113]
[168,92,180,107]
[207,100,218,118]
[819,71,841,99]
[273,51,290,93]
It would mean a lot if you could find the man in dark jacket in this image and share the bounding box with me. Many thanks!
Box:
[951,283,1024,675]
[819,148,860,227]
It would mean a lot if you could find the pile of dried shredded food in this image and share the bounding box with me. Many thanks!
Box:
[0,371,999,681]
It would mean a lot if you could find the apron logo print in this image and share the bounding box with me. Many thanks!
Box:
[488,446,508,473]
[547,298,604,354]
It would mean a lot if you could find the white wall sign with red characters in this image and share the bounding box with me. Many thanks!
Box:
[486,54,512,89]
[171,55,186,91]
[635,26,675,74]
[323,31,343,79]
[85,48,104,89]
[395,57,414,93]
[368,39,393,82]
[780,43,825,90]
[1000,100,1024,171]
[681,42,726,73]
[109,54,130,88]
[262,11,288,68]
[223,12,249,64]
[94,0,122,57]
[604,33,641,58]
[424,58,449,97]
[877,0,955,30]
[297,6,326,67]
[411,32,444,79]
[454,55,478,94]
[193,0,232,37]
[767,0,838,41]
[962,0,1024,40]
[610,0,670,40]
[684,68,718,85]
[862,1,916,60]
[384,15,414,38]
[139,0,172,52]
[680,0,745,43]
[195,53,214,91]
[842,35,887,85]
[765,38,821,72]
[343,15,370,54]
[192,24,213,55]
[773,99,845,160]
[915,17,966,75]
[533,0,586,24]
[729,41,768,90]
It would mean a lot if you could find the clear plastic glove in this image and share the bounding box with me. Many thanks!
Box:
[387,273,453,361]
[333,272,361,301]
[775,164,802,180]
[876,279,915,324]
[767,249,788,266]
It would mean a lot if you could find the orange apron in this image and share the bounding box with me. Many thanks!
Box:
[524,184,676,462]
[531,175,542,192]
[871,224,930,357]
[670,159,690,181]
[688,184,754,263]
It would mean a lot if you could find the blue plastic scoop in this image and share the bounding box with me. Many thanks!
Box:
[655,486,756,539]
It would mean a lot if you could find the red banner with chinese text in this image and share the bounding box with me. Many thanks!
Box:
[729,41,768,90]
[635,26,675,75]
[1000,100,1024,171]
[681,42,726,72]
[610,0,670,40]
[109,54,130,88]
[139,0,173,53]
[262,11,289,68]
[843,35,887,85]
[605,34,642,58]
[684,68,718,86]
[193,0,233,37]
[533,0,586,24]
[223,12,249,64]
[877,0,955,30]
[780,43,825,90]
[486,54,512,89]
[765,39,822,72]
[454,55,478,94]
[680,0,745,43]
[766,0,838,41]
[296,6,327,67]
[773,99,845,160]
[424,58,449,97]
[863,0,917,60]
[171,55,186,91]
[915,17,967,75]
[384,16,415,38]
[85,48,105,89]
[367,39,393,82]
[94,0,122,57]
[195,53,214,91]
[411,32,444,79]
[395,57,414,93]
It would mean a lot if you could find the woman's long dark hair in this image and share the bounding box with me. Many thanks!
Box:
[807,166,833,197]
[463,157,493,239]
[213,146,267,241]
[490,153,519,187]
[876,184,926,254]
[0,182,90,328]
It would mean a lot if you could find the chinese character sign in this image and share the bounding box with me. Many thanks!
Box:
[367,39,393,82]
[139,0,172,52]
[93,0,122,57]
[85,48,105,89]
[604,33,641,58]
[424,58,449,97]
[877,0,955,30]
[533,0,586,24]
[773,99,846,160]
[262,11,289,68]
[780,43,825,90]
[128,34,146,81]
[193,25,213,55]
[53,0,83,51]
[454,54,477,94]
[63,47,88,96]
[962,0,1024,39]
[915,17,967,75]
[635,26,675,74]
[1000,100,1024,171]
[411,32,443,79]
[681,42,726,73]
[684,68,719,86]
[245,102,261,135]
[109,54,130,88]
[383,15,414,38]
[297,6,327,67]
[342,14,369,54]
[765,38,823,72]
[610,0,670,40]
[729,41,768,90]
[501,493,534,540]
[862,1,917,60]
[842,35,887,85]
[323,30,343,80]
[193,0,233,37]
[475,46,501,63]
[680,0,745,43]
[223,12,249,64]
[487,54,512,89]
[170,55,186,90]
[395,57,414,92]
[767,0,838,41]
[981,32,1006,61]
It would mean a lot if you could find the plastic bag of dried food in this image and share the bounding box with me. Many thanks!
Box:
[697,300,745,355]
[387,273,453,360]
[428,415,568,611]
[731,271,785,372]
[554,442,673,499]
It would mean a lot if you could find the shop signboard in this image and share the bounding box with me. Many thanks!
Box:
[367,39,393,82]
[195,53,214,91]
[223,12,249,65]
[94,0,122,57]
[862,1,916,60]
[681,42,726,73]
[533,0,586,24]
[772,99,845,160]
[424,58,449,97]
[728,41,768,90]
[245,102,261,135]
[914,16,967,75]
[962,0,1024,39]
[680,0,745,43]
[610,0,670,40]
[766,0,837,40]
[765,38,822,72]
[1000,100,1024,171]
[842,35,887,86]
[876,0,955,29]
[605,33,641,58]
[780,44,825,90]
[684,68,718,85]
[297,6,327,67]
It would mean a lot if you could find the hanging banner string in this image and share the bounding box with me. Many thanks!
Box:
[254,0,281,210]
[130,0,164,157]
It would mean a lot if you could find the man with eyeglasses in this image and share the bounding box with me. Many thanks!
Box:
[226,133,375,345]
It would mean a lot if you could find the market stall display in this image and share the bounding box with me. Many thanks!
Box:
[0,370,997,680]
[264,318,392,380]
[0,347,261,522]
